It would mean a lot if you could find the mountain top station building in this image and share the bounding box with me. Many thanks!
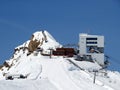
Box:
[79,33,104,66]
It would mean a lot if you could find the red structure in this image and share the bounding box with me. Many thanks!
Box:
[53,48,75,57]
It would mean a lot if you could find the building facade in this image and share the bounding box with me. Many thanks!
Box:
[79,33,104,65]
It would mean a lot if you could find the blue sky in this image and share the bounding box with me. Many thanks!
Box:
[0,0,120,71]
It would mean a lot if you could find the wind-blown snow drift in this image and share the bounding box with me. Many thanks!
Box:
[0,30,120,90]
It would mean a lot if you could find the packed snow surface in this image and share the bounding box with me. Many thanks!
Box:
[0,55,120,90]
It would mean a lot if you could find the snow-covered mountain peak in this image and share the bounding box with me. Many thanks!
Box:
[32,30,56,42]
[0,30,62,76]
[14,30,61,55]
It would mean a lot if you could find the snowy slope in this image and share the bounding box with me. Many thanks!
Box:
[0,31,120,90]
[0,56,120,90]
[0,79,58,90]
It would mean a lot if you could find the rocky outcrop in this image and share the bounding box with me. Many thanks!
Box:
[0,65,3,70]
[3,61,10,68]
[28,31,48,53]
[28,39,40,53]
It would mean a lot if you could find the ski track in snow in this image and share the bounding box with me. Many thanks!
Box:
[39,58,81,90]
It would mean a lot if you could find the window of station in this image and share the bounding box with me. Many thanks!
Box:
[86,42,97,44]
[87,46,104,53]
[97,47,104,53]
[86,38,97,40]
